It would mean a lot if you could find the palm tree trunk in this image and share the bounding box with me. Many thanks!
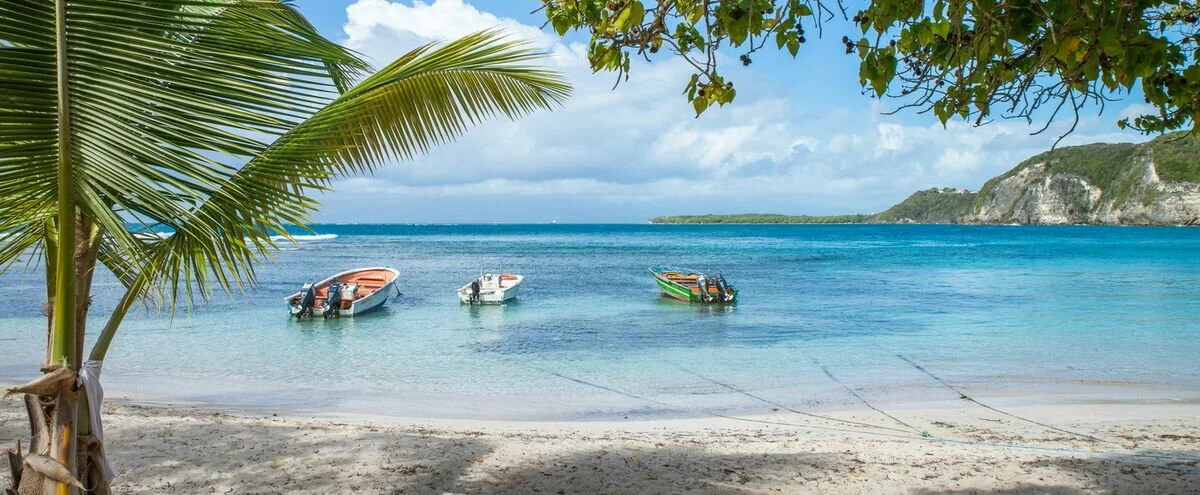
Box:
[14,222,97,494]
[73,220,100,365]
[72,221,108,495]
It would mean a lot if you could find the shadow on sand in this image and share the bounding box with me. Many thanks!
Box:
[2,404,1198,494]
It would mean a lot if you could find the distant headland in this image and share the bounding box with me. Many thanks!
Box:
[651,132,1200,226]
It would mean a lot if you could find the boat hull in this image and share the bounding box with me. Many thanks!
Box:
[343,282,393,315]
[457,285,519,304]
[654,275,697,302]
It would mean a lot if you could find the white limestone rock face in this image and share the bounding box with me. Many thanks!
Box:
[1014,174,1102,225]
[962,153,1200,225]
[1094,155,1200,225]
[965,164,1045,223]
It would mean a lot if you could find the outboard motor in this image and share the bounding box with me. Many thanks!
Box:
[291,282,316,318]
[469,279,482,305]
[696,273,712,303]
[713,274,733,302]
[323,282,343,318]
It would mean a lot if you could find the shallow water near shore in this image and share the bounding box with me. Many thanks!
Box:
[1,224,1198,420]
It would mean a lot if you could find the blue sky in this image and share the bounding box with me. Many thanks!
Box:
[290,0,1153,223]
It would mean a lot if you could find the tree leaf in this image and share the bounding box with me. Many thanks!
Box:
[930,21,950,39]
[552,15,571,36]
[727,15,749,46]
[1055,37,1082,63]
[918,25,933,45]
[615,2,645,32]
[1100,29,1121,57]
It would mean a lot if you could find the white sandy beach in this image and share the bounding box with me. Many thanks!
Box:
[2,396,1197,494]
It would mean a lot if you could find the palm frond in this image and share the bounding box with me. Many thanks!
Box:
[146,30,570,302]
[0,0,368,280]
[0,1,58,273]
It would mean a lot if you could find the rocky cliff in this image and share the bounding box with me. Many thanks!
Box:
[876,134,1200,225]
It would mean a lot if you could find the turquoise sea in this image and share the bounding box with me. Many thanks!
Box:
[1,224,1198,420]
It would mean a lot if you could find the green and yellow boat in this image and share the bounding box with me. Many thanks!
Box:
[650,266,738,303]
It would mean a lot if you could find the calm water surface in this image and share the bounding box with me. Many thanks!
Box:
[0,224,1197,420]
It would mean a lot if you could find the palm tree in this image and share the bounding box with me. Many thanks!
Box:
[0,1,569,493]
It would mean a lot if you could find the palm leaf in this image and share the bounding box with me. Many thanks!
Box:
[0,0,368,278]
[0,1,57,275]
[146,29,570,302]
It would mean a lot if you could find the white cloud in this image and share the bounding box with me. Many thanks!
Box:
[875,124,910,154]
[789,137,819,154]
[344,0,551,57]
[321,0,1157,223]
[828,134,864,154]
[1118,102,1158,121]
[935,148,982,175]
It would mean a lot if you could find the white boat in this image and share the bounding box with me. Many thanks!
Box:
[458,272,523,304]
[285,267,400,318]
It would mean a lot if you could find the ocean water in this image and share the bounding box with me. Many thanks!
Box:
[0,224,1198,420]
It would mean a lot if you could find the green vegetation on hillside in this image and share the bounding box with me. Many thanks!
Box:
[1041,143,1138,192]
[650,214,871,224]
[871,188,977,223]
[1149,132,1200,183]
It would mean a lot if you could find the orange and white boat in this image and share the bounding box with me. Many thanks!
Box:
[286,267,400,318]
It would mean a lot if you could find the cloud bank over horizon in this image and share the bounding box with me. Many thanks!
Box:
[313,0,1150,223]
